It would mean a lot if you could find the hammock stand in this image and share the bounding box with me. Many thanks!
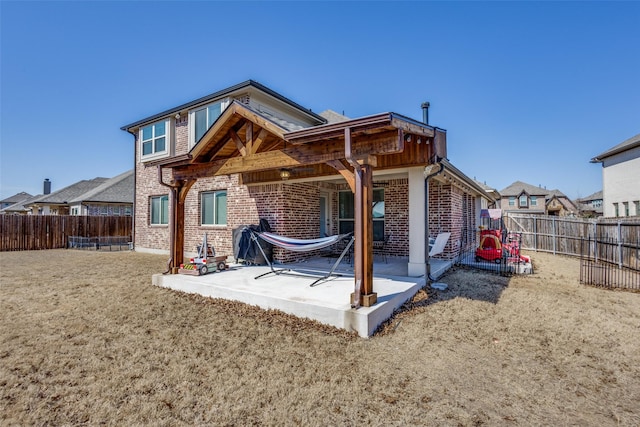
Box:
[248,229,355,287]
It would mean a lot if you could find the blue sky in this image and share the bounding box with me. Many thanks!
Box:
[1,1,638,201]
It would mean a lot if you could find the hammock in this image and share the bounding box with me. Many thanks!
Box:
[248,229,354,286]
[256,232,349,252]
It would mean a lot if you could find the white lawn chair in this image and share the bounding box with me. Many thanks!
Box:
[429,232,451,257]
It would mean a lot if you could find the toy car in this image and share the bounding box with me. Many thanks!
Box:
[178,233,228,276]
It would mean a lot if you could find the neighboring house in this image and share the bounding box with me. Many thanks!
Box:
[67,170,134,216]
[24,172,133,216]
[499,181,577,216]
[1,194,43,215]
[0,192,33,211]
[591,133,640,218]
[121,80,495,304]
[576,190,603,218]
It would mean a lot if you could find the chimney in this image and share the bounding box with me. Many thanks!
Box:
[421,102,430,125]
[44,178,51,195]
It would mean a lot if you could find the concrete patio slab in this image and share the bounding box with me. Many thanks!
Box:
[152,256,451,337]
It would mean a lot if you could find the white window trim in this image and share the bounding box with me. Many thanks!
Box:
[140,119,170,162]
[189,98,230,148]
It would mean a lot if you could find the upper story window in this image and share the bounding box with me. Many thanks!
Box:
[530,196,537,206]
[634,201,640,216]
[613,203,619,217]
[508,197,515,206]
[190,99,229,147]
[519,195,528,207]
[201,190,227,226]
[150,195,169,225]
[623,202,629,217]
[140,120,169,161]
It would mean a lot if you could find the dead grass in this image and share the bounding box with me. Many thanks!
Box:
[1,249,639,426]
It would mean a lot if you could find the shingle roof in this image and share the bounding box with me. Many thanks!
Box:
[1,194,43,213]
[578,190,603,202]
[499,181,549,197]
[28,178,109,205]
[591,133,640,162]
[120,80,327,131]
[0,192,33,204]
[68,170,133,204]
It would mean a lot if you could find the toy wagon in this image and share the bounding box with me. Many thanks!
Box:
[178,234,228,276]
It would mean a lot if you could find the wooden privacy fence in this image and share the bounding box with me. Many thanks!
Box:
[503,214,640,257]
[0,215,132,252]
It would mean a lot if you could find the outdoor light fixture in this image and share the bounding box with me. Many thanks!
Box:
[280,169,291,180]
[175,113,181,119]
[404,133,412,143]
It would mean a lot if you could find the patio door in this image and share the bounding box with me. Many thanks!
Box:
[319,193,329,237]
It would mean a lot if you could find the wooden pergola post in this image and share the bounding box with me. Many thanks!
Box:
[346,128,377,307]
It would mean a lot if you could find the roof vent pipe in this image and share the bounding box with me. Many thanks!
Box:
[421,102,430,125]
[44,178,51,195]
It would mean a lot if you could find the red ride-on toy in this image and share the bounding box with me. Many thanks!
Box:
[475,231,505,263]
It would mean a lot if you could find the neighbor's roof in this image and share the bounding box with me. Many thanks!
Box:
[121,80,327,131]
[28,178,109,206]
[578,190,603,202]
[0,192,33,205]
[591,133,640,162]
[0,194,43,213]
[499,181,550,197]
[68,170,133,204]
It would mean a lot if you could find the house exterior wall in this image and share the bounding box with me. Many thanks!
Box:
[601,146,640,217]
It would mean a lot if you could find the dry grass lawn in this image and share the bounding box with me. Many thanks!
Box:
[1,249,639,426]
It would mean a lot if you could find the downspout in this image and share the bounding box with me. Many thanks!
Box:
[158,165,176,274]
[424,157,444,283]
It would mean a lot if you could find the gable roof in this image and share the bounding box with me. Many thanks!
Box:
[499,181,549,197]
[0,192,33,205]
[591,133,640,162]
[121,80,327,132]
[28,178,109,206]
[0,194,43,213]
[68,170,133,204]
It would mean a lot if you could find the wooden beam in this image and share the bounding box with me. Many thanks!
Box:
[245,122,253,154]
[326,159,356,193]
[230,129,246,157]
[252,128,268,154]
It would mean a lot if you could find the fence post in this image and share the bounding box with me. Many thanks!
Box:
[618,221,622,268]
[534,216,537,251]
[552,216,557,255]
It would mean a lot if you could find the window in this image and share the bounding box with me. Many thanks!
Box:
[124,206,132,216]
[508,197,515,206]
[634,201,640,216]
[140,120,169,160]
[201,191,227,226]
[519,195,528,207]
[99,206,108,216]
[623,202,629,217]
[150,195,169,225]
[190,100,228,146]
[613,203,619,217]
[530,196,537,206]
[338,189,385,241]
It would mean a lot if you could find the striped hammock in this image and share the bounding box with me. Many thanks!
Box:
[255,231,351,252]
